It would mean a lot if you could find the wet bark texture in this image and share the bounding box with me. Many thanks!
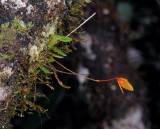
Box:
[0,5,15,127]
[0,0,64,128]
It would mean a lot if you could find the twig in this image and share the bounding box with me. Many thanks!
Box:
[47,61,70,89]
[44,63,89,75]
[38,78,54,90]
[67,13,96,37]
[34,84,37,103]
[0,101,9,111]
[0,96,14,112]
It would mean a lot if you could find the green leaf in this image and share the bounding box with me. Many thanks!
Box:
[0,53,12,59]
[85,0,92,3]
[53,47,67,56]
[48,52,64,58]
[11,17,21,28]
[1,22,9,31]
[52,53,64,58]
[50,34,72,42]
[26,22,34,30]
[58,35,72,42]
[48,35,57,45]
[36,93,49,101]
[14,89,21,94]
[46,57,55,62]
[71,36,88,41]
[39,65,52,74]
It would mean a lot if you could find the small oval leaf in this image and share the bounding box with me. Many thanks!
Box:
[46,57,55,62]
[50,34,72,42]
[53,47,67,56]
[39,65,52,74]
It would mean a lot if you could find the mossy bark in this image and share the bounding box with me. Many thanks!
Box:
[0,0,71,128]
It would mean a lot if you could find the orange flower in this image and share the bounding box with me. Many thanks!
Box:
[116,78,134,94]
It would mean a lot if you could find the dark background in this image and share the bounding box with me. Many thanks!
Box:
[12,0,160,129]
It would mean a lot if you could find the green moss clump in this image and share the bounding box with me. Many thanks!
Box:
[0,0,91,128]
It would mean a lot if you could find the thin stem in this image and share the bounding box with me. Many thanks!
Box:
[38,78,54,90]
[47,61,70,89]
[44,63,89,75]
[0,95,14,111]
[34,84,37,103]
[0,101,9,111]
[56,69,90,76]
[53,59,118,82]
[67,13,96,37]
[97,77,118,82]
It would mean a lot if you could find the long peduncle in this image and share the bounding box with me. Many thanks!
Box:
[53,59,117,82]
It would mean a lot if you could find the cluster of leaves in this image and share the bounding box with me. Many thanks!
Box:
[33,0,91,83]
[39,34,72,73]
[0,16,73,119]
[0,0,91,124]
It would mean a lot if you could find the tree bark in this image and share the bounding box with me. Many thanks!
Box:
[0,0,66,128]
[76,0,149,128]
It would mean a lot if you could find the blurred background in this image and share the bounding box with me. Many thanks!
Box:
[12,0,160,129]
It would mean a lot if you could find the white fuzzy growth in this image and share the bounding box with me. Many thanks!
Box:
[1,0,7,4]
[0,87,9,101]
[11,0,27,8]
[29,45,39,61]
[1,0,27,9]
[0,67,13,76]
[0,66,13,85]
[26,4,33,14]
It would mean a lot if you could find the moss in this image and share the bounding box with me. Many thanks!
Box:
[0,0,91,128]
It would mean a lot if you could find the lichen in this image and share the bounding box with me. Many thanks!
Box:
[0,0,91,128]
